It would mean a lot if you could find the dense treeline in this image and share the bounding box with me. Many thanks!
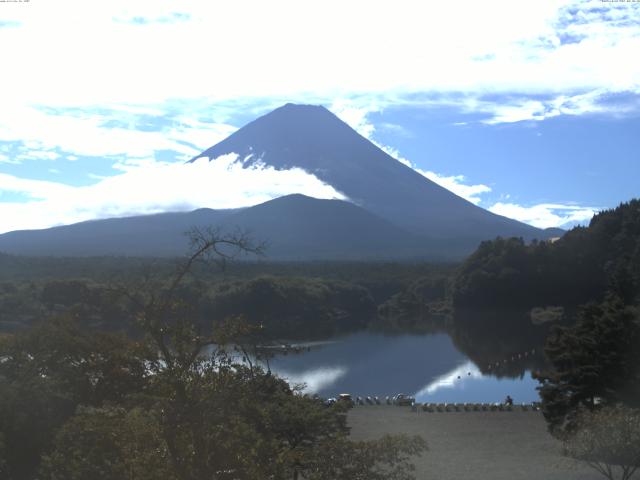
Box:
[376,275,450,332]
[207,276,375,339]
[0,254,453,305]
[452,199,640,311]
[0,260,456,338]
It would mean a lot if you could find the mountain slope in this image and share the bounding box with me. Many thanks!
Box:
[0,195,445,259]
[193,103,550,245]
[217,194,445,259]
[0,209,236,257]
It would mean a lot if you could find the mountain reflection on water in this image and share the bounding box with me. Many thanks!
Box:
[268,331,543,403]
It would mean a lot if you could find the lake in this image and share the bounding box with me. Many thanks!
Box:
[266,332,541,404]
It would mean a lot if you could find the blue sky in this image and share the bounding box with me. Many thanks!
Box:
[0,0,639,233]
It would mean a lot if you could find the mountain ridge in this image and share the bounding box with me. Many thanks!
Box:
[193,103,550,244]
[0,195,459,259]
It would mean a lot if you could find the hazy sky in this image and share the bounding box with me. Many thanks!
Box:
[1,0,639,233]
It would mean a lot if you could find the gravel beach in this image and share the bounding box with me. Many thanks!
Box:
[348,405,601,480]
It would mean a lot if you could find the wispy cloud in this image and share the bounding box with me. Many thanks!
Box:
[0,103,235,161]
[0,155,347,234]
[113,11,191,25]
[480,89,640,124]
[0,153,20,165]
[488,202,598,229]
[1,1,638,110]
[419,171,492,205]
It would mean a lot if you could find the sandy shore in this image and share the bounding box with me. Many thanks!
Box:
[348,405,601,480]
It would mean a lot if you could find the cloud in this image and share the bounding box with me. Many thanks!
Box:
[1,1,638,109]
[0,103,235,161]
[0,155,347,234]
[330,100,380,139]
[480,89,640,124]
[0,153,20,165]
[418,171,492,205]
[113,11,191,25]
[488,202,598,229]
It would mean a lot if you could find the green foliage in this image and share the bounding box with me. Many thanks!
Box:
[452,200,640,311]
[207,276,375,339]
[0,371,75,480]
[564,405,640,480]
[40,407,174,480]
[377,275,450,332]
[535,298,640,437]
[0,261,450,338]
[0,317,150,407]
[0,318,151,480]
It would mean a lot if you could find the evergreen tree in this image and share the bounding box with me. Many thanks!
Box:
[535,297,640,437]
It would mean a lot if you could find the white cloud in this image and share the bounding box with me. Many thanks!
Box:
[418,171,492,205]
[480,89,640,124]
[0,103,234,160]
[0,153,20,165]
[1,1,638,108]
[488,202,597,229]
[17,150,61,161]
[0,155,347,234]
[330,100,380,139]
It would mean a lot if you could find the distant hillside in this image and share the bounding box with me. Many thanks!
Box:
[0,195,457,260]
[0,209,235,257]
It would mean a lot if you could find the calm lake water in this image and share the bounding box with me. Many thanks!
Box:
[267,332,541,404]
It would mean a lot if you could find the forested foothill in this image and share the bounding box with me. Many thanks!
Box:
[0,256,454,338]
